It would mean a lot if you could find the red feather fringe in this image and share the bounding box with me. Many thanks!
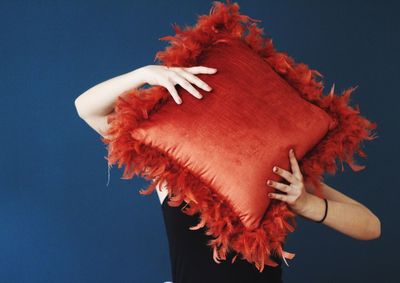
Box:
[101,0,378,272]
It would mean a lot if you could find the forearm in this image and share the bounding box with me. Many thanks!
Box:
[298,193,381,240]
[74,67,146,118]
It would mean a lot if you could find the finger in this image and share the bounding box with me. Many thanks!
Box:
[289,149,303,181]
[268,192,288,202]
[162,80,182,104]
[174,68,212,92]
[272,166,297,184]
[266,179,291,193]
[169,72,203,99]
[183,66,217,74]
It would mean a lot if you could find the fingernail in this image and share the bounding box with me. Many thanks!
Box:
[290,148,294,154]
[273,166,278,172]
[268,193,272,198]
[267,180,272,185]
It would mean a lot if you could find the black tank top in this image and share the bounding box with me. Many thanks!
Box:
[161,197,283,283]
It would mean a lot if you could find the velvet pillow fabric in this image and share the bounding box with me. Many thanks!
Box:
[101,0,378,272]
[132,37,336,231]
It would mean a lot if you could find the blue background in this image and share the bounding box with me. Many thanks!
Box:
[1,0,398,282]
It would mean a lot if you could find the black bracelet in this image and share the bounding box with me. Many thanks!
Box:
[314,198,328,223]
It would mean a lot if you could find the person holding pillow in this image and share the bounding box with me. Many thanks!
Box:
[74,64,381,283]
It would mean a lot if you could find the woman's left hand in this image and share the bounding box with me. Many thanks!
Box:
[266,148,311,215]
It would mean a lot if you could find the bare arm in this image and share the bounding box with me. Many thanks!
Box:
[74,67,147,137]
[301,181,381,240]
[267,149,381,241]
[74,65,217,138]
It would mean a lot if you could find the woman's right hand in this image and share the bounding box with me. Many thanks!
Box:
[138,64,218,105]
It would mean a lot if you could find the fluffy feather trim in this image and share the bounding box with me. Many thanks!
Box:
[101,0,378,272]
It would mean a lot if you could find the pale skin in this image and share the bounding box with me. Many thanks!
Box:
[74,65,215,137]
[267,149,381,240]
[74,64,381,241]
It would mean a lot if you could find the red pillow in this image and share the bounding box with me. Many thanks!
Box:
[101,0,378,272]
[133,38,336,230]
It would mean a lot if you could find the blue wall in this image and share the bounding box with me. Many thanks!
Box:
[1,0,397,282]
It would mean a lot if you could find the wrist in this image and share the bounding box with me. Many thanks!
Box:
[296,193,326,222]
[292,192,312,215]
[129,66,148,87]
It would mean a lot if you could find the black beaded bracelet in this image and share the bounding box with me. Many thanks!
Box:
[314,198,328,223]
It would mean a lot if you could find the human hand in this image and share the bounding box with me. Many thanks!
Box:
[266,148,312,215]
[138,64,217,105]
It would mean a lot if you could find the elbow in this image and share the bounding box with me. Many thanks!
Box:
[74,97,85,119]
[363,215,381,241]
[371,216,381,240]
